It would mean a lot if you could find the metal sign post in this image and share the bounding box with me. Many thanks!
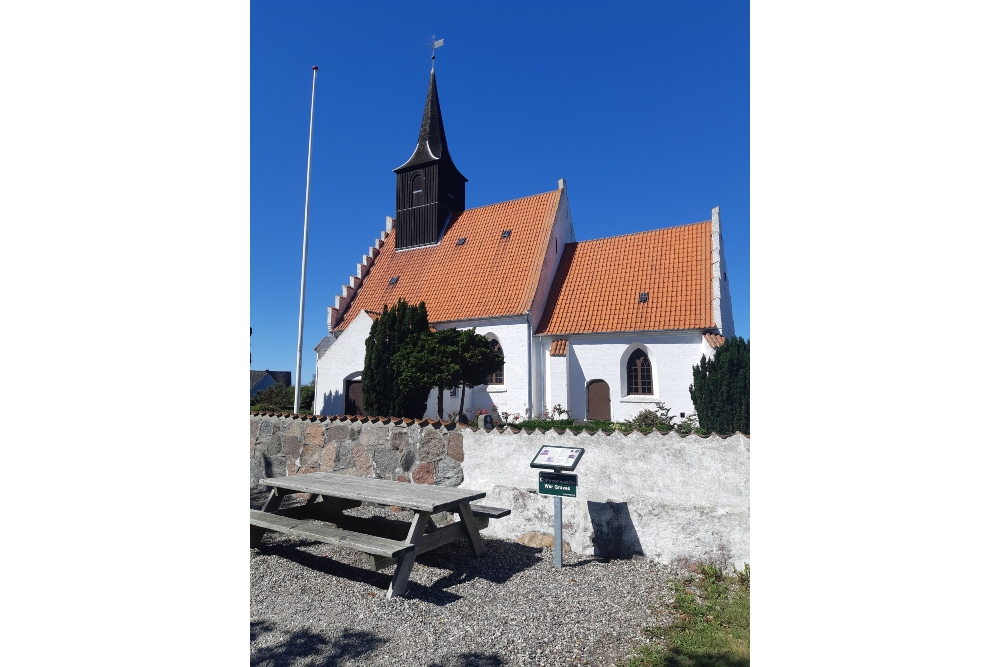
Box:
[531,446,584,569]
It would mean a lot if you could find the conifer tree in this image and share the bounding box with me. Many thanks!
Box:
[361,299,429,417]
[689,336,750,435]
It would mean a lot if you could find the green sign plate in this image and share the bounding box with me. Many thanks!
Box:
[539,471,577,497]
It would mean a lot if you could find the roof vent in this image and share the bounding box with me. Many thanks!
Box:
[638,292,649,303]
[388,276,399,285]
[500,229,512,239]
[456,237,466,246]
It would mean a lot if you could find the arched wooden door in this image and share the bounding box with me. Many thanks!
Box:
[345,380,365,416]
[587,380,611,420]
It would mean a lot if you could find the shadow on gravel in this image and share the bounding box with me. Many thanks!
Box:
[252,536,543,607]
[414,538,544,593]
[250,621,386,667]
[427,652,506,667]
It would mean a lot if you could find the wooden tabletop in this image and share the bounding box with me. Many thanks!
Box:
[259,472,485,513]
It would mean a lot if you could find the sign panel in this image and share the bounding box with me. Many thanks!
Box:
[529,446,585,471]
[539,471,577,497]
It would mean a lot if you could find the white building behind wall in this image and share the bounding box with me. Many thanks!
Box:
[313,65,736,422]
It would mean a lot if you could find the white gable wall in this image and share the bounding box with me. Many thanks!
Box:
[711,206,736,339]
[314,314,373,416]
[527,187,576,331]
[548,331,708,422]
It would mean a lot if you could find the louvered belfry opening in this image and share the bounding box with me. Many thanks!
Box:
[393,67,467,250]
[627,349,653,395]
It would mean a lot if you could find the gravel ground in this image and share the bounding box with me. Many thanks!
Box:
[250,490,683,667]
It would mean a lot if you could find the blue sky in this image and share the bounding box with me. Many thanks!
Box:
[251,1,749,380]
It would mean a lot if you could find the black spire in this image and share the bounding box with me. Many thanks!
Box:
[393,67,467,250]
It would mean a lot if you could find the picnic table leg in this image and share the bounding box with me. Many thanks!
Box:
[456,501,486,558]
[387,511,430,599]
[251,487,288,547]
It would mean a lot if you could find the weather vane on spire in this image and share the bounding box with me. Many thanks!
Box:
[426,35,444,66]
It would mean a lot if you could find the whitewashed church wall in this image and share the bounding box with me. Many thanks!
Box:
[554,332,707,422]
[545,351,569,413]
[315,314,374,416]
[462,320,531,420]
[527,190,576,332]
[531,331,545,418]
[422,318,532,421]
[316,315,532,420]
[711,207,736,340]
[719,232,735,339]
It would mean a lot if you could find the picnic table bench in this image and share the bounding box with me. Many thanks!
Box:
[250,472,509,598]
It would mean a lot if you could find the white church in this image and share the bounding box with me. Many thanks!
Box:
[314,66,735,422]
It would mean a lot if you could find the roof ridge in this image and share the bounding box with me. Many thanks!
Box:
[573,219,711,245]
[463,189,560,214]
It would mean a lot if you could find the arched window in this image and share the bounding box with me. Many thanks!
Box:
[411,173,424,207]
[626,348,653,395]
[488,339,504,385]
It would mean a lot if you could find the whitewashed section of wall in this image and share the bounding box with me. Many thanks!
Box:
[459,428,749,569]
[562,331,706,422]
[432,318,531,421]
[314,313,375,417]
[316,315,532,420]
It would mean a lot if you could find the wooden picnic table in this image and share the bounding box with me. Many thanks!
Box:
[250,472,509,598]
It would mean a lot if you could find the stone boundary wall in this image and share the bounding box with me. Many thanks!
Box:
[250,413,749,568]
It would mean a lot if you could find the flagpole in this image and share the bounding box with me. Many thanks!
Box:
[294,65,318,414]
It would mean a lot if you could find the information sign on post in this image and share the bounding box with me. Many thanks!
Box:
[530,446,584,472]
[539,471,577,497]
[530,446,584,569]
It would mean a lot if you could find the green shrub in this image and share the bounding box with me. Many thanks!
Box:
[251,383,313,414]
[690,336,750,435]
[361,299,430,419]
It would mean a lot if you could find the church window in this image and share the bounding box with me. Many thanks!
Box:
[627,349,653,395]
[488,340,504,385]
[411,173,423,194]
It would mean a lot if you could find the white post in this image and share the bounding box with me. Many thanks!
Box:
[294,65,318,415]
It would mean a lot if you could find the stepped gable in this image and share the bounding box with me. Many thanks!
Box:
[536,221,716,335]
[333,189,561,330]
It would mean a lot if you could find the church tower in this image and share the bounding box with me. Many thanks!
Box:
[393,66,467,250]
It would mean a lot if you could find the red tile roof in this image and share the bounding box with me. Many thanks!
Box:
[536,222,715,335]
[549,339,568,356]
[335,190,562,330]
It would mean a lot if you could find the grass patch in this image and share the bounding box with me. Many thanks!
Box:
[622,563,749,667]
